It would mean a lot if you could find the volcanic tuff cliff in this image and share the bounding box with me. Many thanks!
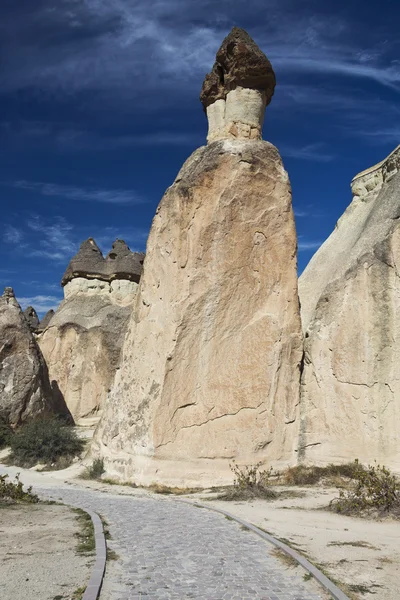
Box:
[94,28,303,486]
[299,145,400,469]
[37,239,144,424]
[0,287,69,426]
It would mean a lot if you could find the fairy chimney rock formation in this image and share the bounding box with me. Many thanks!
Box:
[61,238,144,305]
[299,145,400,469]
[0,288,68,426]
[38,239,145,423]
[94,29,302,487]
[200,27,276,143]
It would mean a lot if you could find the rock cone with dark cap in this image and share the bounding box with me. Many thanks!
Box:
[38,239,145,423]
[0,288,69,426]
[62,238,144,286]
[94,30,302,487]
[23,306,39,332]
[200,28,276,142]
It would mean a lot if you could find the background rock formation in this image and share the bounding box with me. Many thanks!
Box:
[38,239,144,424]
[37,309,55,333]
[23,306,39,332]
[299,145,400,469]
[0,288,67,426]
[95,29,302,486]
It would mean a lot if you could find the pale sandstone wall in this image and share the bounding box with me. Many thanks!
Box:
[299,147,400,470]
[38,280,138,424]
[94,139,303,486]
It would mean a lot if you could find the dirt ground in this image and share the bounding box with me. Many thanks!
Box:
[0,503,93,600]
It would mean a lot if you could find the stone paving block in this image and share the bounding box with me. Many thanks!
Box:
[34,485,327,600]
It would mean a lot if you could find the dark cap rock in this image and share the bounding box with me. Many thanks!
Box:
[105,240,145,284]
[61,238,105,286]
[62,238,145,286]
[200,27,276,109]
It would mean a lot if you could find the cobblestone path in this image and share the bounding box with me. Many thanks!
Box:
[31,484,325,600]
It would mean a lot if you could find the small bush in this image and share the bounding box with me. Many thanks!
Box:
[282,462,362,486]
[80,458,105,480]
[216,461,277,501]
[8,417,85,468]
[0,472,39,504]
[0,416,13,449]
[330,460,400,516]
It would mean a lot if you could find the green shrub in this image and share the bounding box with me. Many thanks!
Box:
[216,461,277,501]
[330,460,400,516]
[80,458,105,480]
[282,462,362,486]
[0,472,38,504]
[8,417,85,468]
[0,416,13,449]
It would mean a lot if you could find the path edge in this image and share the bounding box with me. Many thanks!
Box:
[179,499,350,600]
[79,508,107,600]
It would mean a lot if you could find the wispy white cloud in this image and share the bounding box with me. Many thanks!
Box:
[13,181,144,205]
[1,0,399,106]
[4,225,23,243]
[26,215,76,262]
[3,215,149,265]
[281,142,334,163]
[18,294,62,314]
[298,240,323,251]
[0,121,204,150]
[354,126,400,145]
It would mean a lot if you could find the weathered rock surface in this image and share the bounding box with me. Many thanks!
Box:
[23,306,39,332]
[200,28,276,143]
[37,309,55,332]
[0,288,67,426]
[38,240,142,424]
[95,137,303,486]
[299,146,400,469]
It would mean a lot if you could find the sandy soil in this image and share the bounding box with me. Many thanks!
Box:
[184,486,400,600]
[0,502,93,600]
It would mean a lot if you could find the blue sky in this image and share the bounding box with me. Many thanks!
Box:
[1,0,399,315]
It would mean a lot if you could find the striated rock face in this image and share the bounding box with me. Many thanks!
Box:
[0,288,68,426]
[95,136,302,486]
[200,28,276,143]
[299,146,400,469]
[23,306,39,332]
[38,240,142,424]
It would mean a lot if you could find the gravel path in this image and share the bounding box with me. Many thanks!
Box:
[35,485,325,600]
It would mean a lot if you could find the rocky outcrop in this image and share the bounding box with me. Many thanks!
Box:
[299,145,400,469]
[37,309,55,333]
[38,239,144,424]
[23,306,39,332]
[0,288,68,427]
[94,29,302,487]
[200,28,276,143]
